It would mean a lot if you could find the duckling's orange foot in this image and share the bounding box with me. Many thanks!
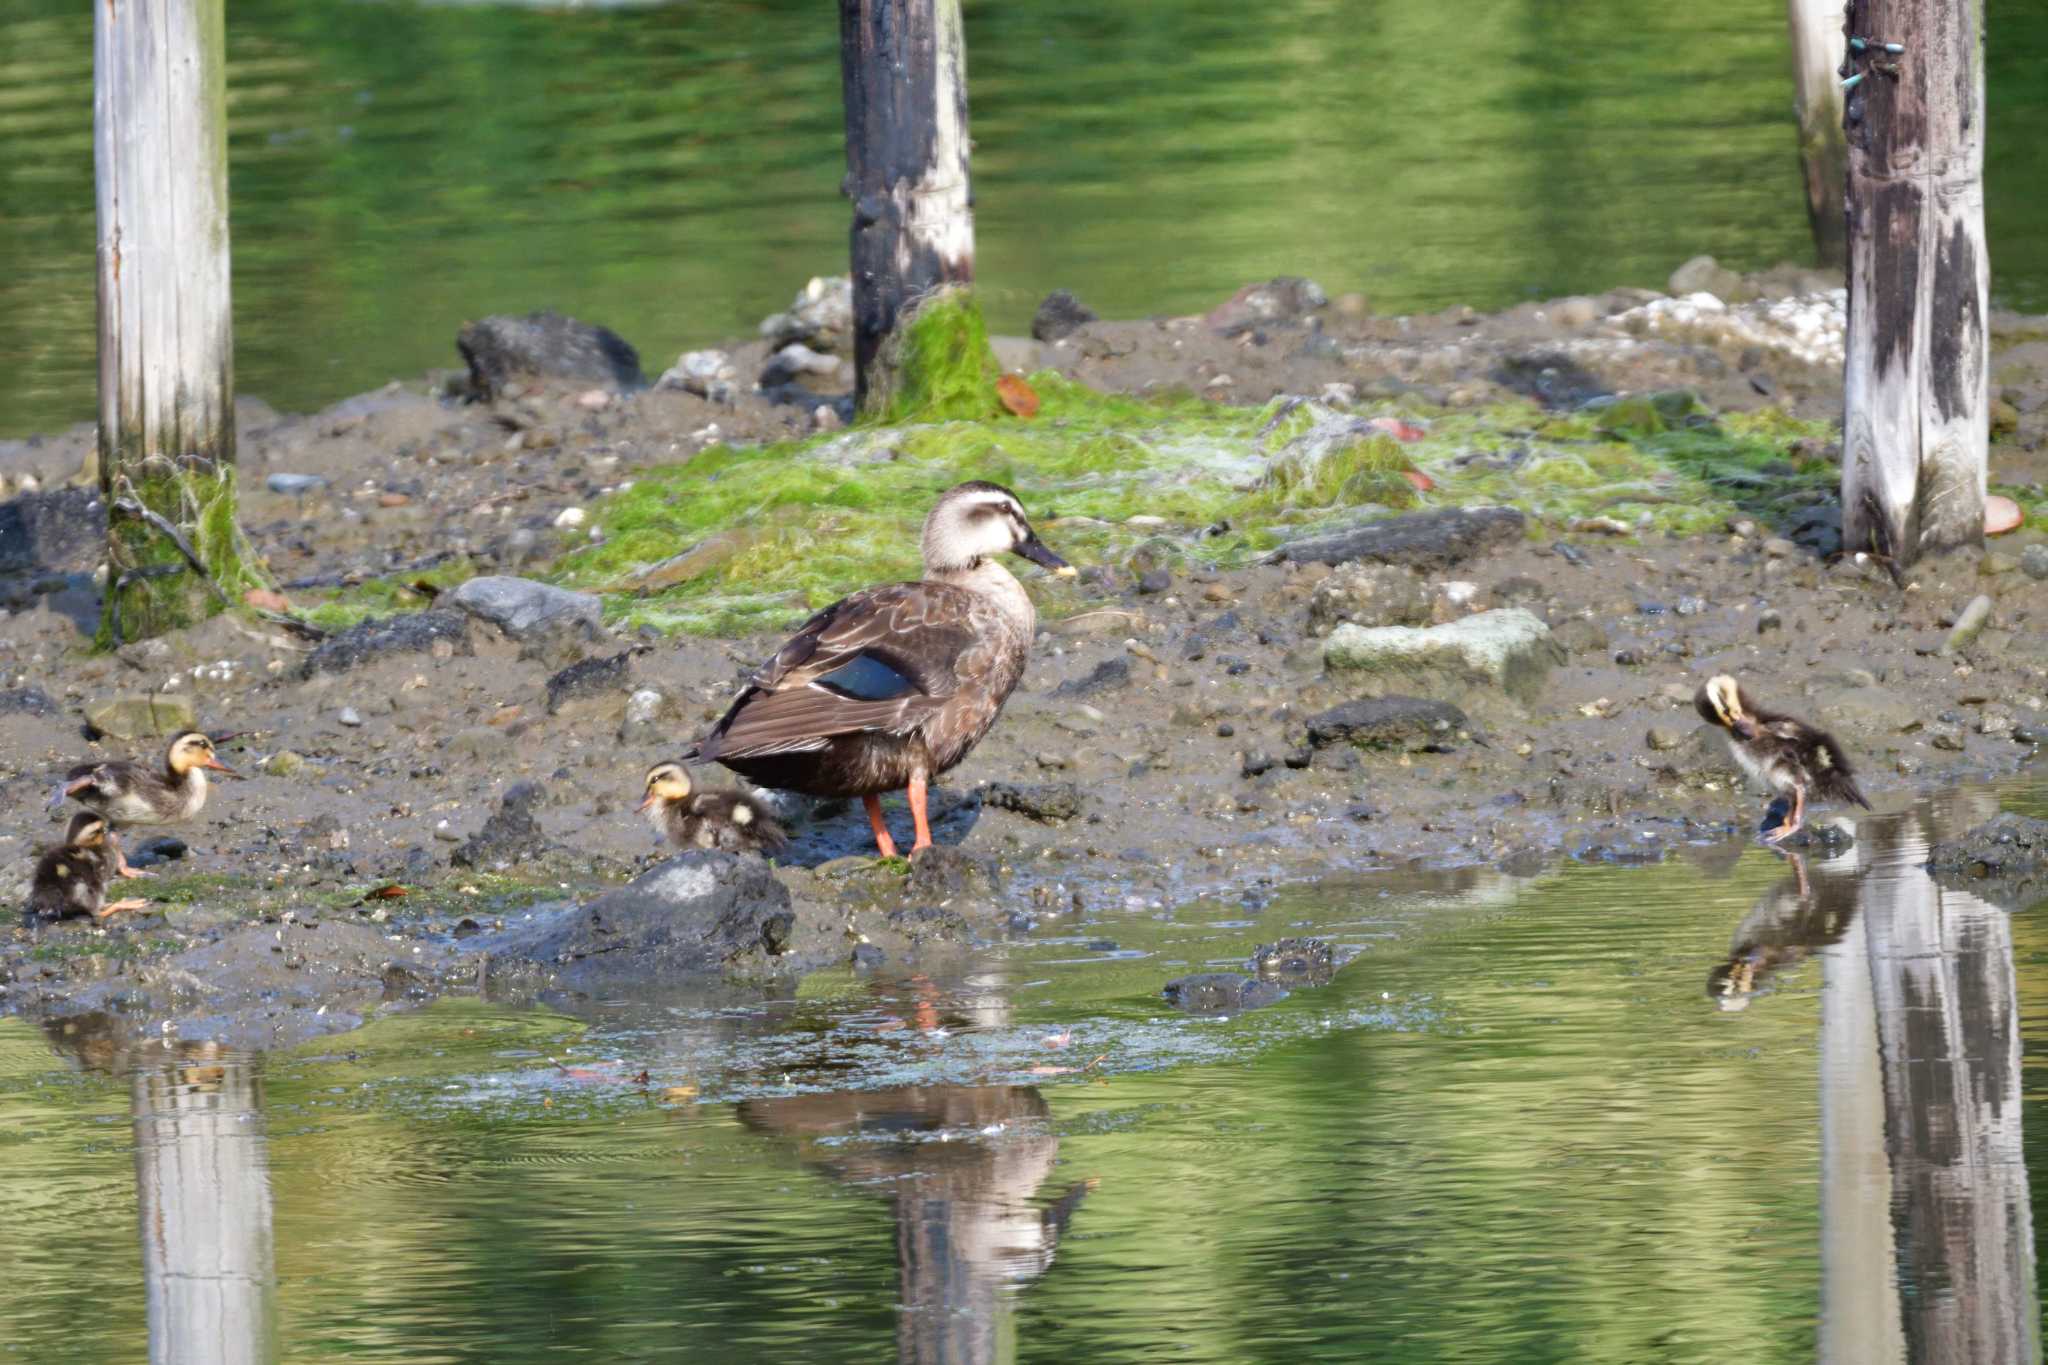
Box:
[95,898,151,919]
[115,861,153,880]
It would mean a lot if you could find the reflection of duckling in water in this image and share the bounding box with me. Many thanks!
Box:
[638,762,788,854]
[1708,849,1860,1011]
[28,813,152,922]
[1695,675,1869,842]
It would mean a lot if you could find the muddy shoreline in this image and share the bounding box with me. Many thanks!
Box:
[1,264,2043,1048]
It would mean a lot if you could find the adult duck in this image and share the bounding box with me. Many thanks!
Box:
[689,481,1072,856]
[1695,675,1869,841]
[54,731,233,875]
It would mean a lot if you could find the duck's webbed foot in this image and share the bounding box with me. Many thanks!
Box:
[94,897,151,920]
[1763,786,1807,844]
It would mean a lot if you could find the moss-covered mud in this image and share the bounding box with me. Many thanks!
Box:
[0,271,2044,1049]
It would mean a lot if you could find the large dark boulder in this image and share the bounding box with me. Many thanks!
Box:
[1265,507,1526,572]
[0,487,104,576]
[1162,972,1290,1014]
[491,852,797,986]
[300,609,470,678]
[1925,813,2048,908]
[1306,696,1472,752]
[456,311,645,401]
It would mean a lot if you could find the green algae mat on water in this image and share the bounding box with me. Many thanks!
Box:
[541,382,1843,636]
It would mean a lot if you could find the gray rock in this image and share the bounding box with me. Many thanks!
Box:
[546,648,636,715]
[1323,608,1565,703]
[85,694,197,740]
[0,487,104,576]
[1646,726,1686,752]
[489,852,797,983]
[759,275,854,353]
[1249,937,1334,988]
[1206,277,1328,334]
[2020,544,2048,582]
[904,845,1004,905]
[657,349,736,398]
[265,473,329,496]
[337,706,363,727]
[979,780,1084,824]
[618,687,671,744]
[300,609,470,678]
[264,750,305,777]
[1163,972,1291,1014]
[1306,696,1471,751]
[0,686,57,716]
[1052,658,1130,698]
[1032,289,1098,342]
[1306,562,1432,632]
[449,576,602,642]
[456,311,644,401]
[452,781,551,870]
[1667,254,1744,301]
[760,342,842,386]
[1940,594,1994,656]
[1925,812,2048,906]
[1267,507,1526,573]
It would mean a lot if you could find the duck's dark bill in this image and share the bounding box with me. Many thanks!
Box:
[1015,536,1071,573]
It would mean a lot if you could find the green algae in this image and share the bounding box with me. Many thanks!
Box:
[297,559,481,633]
[545,383,1842,635]
[866,286,1005,424]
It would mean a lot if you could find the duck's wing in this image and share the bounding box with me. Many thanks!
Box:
[695,583,982,761]
[57,760,136,807]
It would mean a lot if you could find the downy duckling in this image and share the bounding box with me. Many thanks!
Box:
[55,731,234,876]
[28,813,151,922]
[640,762,788,854]
[1695,675,1869,841]
[689,481,1072,857]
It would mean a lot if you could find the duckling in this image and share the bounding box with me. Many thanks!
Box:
[28,813,151,922]
[1695,675,1869,841]
[689,481,1073,857]
[639,762,788,854]
[53,731,233,876]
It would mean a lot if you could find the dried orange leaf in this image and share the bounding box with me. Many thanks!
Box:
[997,374,1040,419]
[1368,416,1427,442]
[1400,468,1435,494]
[244,588,292,612]
[361,884,409,902]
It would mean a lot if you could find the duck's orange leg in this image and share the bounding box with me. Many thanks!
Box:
[94,898,151,920]
[908,772,934,853]
[110,834,151,879]
[863,794,899,859]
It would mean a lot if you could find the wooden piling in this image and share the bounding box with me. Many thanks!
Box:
[94,0,251,643]
[1840,0,1989,568]
[1786,0,1848,268]
[838,0,978,414]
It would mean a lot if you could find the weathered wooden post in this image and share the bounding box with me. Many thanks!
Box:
[838,0,981,417]
[94,0,251,644]
[1840,0,1989,568]
[1786,0,1848,267]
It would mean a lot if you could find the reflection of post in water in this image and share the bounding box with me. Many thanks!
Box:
[1854,810,2038,1363]
[40,1017,279,1364]
[739,1086,1091,1365]
[1760,808,2042,1363]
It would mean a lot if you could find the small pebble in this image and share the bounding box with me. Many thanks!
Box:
[337,706,363,727]
[554,506,587,529]
[1756,608,1783,635]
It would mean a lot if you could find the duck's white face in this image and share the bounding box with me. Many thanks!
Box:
[641,763,693,810]
[922,482,1073,576]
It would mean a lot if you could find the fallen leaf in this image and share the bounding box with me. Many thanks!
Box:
[661,1085,699,1102]
[1367,416,1427,442]
[997,373,1040,419]
[244,588,292,613]
[377,492,411,508]
[1986,494,2023,535]
[1399,468,1435,494]
[488,705,523,727]
[360,884,409,902]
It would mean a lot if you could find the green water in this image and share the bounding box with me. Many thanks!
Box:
[2,0,2045,437]
[3,789,2044,1361]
